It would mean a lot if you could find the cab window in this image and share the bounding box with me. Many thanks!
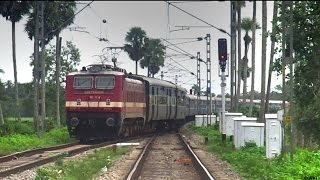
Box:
[96,76,115,89]
[73,76,92,89]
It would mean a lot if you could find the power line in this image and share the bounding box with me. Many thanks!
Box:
[165,1,231,36]
[166,46,194,58]
[163,38,196,58]
[46,1,94,38]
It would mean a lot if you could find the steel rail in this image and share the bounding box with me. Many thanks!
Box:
[178,133,215,180]
[0,142,79,163]
[125,135,155,180]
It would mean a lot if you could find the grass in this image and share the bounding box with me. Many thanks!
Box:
[0,127,74,156]
[188,124,320,180]
[35,146,130,180]
[6,117,33,122]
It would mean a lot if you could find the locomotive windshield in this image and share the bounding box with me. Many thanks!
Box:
[73,76,93,89]
[95,76,115,89]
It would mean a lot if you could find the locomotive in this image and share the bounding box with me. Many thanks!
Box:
[65,64,283,141]
[65,64,209,141]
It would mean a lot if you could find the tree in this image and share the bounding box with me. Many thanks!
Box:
[29,41,80,124]
[0,1,31,121]
[259,1,267,123]
[0,69,5,126]
[249,1,257,116]
[25,1,76,128]
[124,27,147,75]
[240,17,260,106]
[30,41,81,84]
[191,84,200,95]
[235,1,246,111]
[140,38,166,77]
[265,1,279,113]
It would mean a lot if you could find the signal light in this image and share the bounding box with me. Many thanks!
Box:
[218,38,227,61]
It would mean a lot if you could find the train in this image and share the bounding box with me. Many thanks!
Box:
[65,64,283,141]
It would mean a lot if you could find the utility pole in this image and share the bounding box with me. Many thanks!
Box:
[218,38,228,142]
[197,52,201,114]
[230,1,237,111]
[205,34,212,126]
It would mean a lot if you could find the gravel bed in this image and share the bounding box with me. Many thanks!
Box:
[179,123,244,180]
[2,126,244,180]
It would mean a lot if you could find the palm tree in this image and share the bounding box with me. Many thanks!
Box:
[265,1,279,113]
[235,1,246,111]
[25,1,76,128]
[140,38,165,77]
[124,27,147,75]
[259,1,267,123]
[240,17,260,106]
[0,1,31,121]
[249,1,257,116]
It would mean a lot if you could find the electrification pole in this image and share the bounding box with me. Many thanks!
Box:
[230,1,237,111]
[205,34,212,125]
[197,52,201,114]
[218,38,228,142]
[175,75,178,85]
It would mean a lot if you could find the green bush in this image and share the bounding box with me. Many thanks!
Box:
[0,127,74,156]
[2,119,35,135]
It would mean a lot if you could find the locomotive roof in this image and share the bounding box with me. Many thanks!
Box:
[67,70,126,76]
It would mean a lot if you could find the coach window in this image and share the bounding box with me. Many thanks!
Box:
[96,76,115,89]
[74,76,93,89]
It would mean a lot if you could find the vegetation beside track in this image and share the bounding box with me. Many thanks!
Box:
[0,127,74,156]
[35,146,130,180]
[188,125,320,180]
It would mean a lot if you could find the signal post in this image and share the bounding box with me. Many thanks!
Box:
[218,38,228,142]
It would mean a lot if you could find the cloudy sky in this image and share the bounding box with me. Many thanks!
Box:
[0,1,280,95]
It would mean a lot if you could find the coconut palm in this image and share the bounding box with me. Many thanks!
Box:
[249,1,257,116]
[265,1,279,113]
[235,1,246,111]
[259,1,267,123]
[0,1,31,121]
[124,27,147,75]
[140,38,165,77]
[25,1,77,128]
[240,17,260,105]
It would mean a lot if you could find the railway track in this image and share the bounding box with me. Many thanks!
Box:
[0,134,152,178]
[0,141,118,178]
[126,132,215,180]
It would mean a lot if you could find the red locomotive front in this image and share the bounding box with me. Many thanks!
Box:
[65,64,127,141]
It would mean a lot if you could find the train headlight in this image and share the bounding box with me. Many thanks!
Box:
[106,118,115,127]
[70,117,79,127]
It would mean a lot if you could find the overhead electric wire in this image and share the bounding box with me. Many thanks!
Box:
[165,1,231,36]
[163,39,196,58]
[166,46,194,58]
[46,1,94,38]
